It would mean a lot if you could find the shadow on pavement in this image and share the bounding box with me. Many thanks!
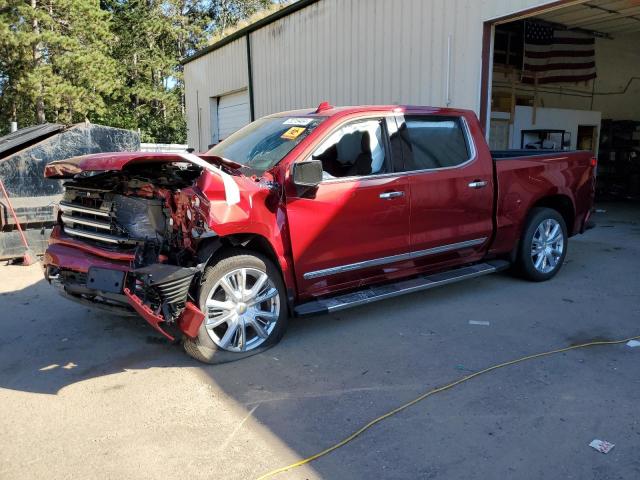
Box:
[1,202,639,479]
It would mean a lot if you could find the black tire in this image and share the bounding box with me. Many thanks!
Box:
[515,207,568,282]
[183,249,288,364]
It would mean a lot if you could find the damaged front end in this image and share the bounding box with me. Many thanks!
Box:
[42,154,231,340]
[123,264,204,340]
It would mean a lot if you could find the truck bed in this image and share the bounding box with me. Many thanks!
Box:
[491,149,577,160]
[490,149,595,256]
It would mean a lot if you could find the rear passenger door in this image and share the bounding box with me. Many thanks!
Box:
[394,113,494,267]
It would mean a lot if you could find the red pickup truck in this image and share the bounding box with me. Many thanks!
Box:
[43,104,596,363]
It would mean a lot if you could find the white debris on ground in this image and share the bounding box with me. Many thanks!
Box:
[468,320,490,326]
[589,439,615,454]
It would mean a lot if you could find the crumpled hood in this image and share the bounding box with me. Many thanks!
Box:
[45,151,231,177]
[44,151,244,205]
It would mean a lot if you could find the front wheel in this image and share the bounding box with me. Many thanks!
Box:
[515,207,568,282]
[183,249,288,364]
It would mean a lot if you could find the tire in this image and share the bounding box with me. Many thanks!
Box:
[515,207,568,282]
[183,249,288,364]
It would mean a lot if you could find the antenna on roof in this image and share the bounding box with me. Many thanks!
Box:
[315,101,333,113]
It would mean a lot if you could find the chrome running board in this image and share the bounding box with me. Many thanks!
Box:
[294,260,510,316]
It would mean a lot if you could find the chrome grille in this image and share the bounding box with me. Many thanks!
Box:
[62,226,129,244]
[59,190,131,246]
[59,202,111,218]
[60,186,166,247]
[60,213,111,230]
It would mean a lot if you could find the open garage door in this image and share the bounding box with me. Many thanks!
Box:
[217,90,250,142]
[482,0,640,203]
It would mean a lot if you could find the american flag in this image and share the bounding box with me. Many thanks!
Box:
[522,21,597,84]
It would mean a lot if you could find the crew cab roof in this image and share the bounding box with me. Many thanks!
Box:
[266,104,476,119]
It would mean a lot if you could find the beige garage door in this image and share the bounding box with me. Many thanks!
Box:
[217,90,250,141]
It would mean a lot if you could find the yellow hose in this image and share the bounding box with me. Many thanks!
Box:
[256,334,640,480]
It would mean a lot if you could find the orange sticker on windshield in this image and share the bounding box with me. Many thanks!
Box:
[281,127,306,140]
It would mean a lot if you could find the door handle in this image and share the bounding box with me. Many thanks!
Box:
[468,180,488,189]
[379,191,404,200]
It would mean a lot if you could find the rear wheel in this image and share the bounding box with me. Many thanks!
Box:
[183,250,288,364]
[516,207,568,282]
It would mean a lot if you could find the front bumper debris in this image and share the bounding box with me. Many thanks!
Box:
[44,239,206,340]
[123,287,175,340]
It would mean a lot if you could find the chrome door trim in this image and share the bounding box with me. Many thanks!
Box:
[303,237,487,280]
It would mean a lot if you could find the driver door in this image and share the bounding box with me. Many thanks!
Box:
[285,117,411,298]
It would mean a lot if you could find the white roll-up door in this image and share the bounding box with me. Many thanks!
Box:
[217,90,250,141]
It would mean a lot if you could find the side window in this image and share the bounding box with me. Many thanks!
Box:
[312,119,388,180]
[400,115,471,171]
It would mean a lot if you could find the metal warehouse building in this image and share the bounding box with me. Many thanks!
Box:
[184,0,640,201]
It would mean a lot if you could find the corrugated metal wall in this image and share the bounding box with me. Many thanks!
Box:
[184,37,248,150]
[185,0,566,149]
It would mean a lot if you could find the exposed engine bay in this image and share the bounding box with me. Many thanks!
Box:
[60,162,204,250]
[50,162,216,338]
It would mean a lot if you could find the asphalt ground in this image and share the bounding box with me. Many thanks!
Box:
[1,202,638,479]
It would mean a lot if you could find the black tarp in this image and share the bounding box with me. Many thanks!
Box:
[0,123,65,160]
[0,123,139,259]
[0,123,139,198]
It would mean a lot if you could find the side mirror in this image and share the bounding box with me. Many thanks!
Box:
[292,159,323,188]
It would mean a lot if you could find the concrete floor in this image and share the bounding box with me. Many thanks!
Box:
[0,203,639,480]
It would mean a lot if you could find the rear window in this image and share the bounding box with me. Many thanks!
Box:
[399,116,471,171]
[206,116,325,175]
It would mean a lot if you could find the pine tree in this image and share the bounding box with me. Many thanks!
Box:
[1,1,283,140]
[99,0,210,143]
[0,0,117,130]
[208,0,271,34]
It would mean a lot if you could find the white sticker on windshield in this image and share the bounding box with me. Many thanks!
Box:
[283,118,313,126]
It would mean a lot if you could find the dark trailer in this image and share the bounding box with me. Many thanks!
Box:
[0,122,139,260]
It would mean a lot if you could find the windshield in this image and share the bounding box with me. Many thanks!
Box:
[206,116,325,175]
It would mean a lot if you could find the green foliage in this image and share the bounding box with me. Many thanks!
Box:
[0,0,282,142]
[96,0,209,143]
[0,0,117,130]
[207,0,271,34]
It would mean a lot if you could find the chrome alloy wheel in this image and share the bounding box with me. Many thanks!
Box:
[531,218,564,274]
[204,268,280,352]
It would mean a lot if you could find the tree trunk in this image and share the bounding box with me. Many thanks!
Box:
[31,0,46,124]
[36,97,45,124]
